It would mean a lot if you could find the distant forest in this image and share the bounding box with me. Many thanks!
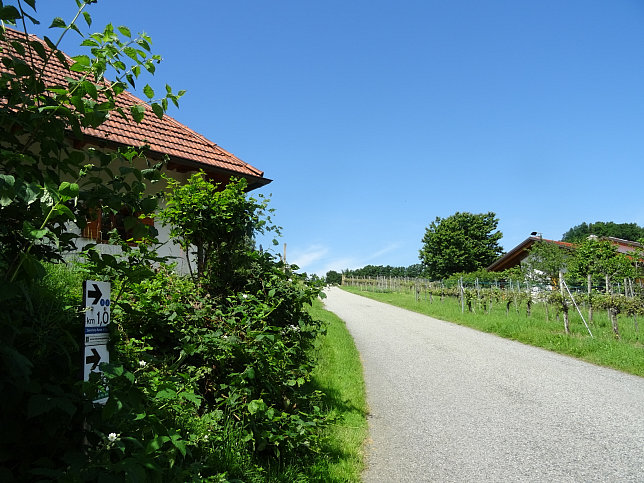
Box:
[339,221,643,282]
[562,221,644,243]
[342,264,424,278]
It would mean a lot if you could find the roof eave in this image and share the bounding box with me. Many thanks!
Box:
[79,133,272,191]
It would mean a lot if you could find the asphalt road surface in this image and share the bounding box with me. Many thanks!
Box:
[322,287,644,482]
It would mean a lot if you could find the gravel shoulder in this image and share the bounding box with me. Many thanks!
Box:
[322,287,644,482]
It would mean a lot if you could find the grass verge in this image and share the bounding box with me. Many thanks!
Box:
[307,298,368,482]
[342,286,643,378]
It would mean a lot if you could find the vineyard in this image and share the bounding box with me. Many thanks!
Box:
[341,275,643,342]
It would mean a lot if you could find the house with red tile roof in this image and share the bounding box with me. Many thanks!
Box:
[488,235,642,273]
[0,27,271,190]
[487,237,574,272]
[1,27,271,271]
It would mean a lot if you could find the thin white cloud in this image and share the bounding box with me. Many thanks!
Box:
[290,244,329,270]
[367,242,402,261]
[287,241,408,276]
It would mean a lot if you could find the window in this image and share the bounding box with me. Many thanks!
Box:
[82,207,154,244]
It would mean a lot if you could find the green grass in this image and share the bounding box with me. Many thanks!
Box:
[307,298,368,482]
[342,286,644,378]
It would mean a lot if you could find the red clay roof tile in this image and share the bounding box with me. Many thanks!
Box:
[1,27,270,189]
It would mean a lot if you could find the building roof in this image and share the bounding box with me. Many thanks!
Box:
[487,237,574,272]
[0,27,271,190]
[488,235,642,272]
[600,236,642,255]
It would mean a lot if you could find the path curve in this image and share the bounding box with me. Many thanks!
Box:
[322,287,644,482]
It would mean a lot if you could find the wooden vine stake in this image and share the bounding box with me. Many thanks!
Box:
[559,271,570,335]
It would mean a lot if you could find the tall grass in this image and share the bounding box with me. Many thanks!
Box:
[254,298,369,481]
[307,298,368,482]
[343,286,643,377]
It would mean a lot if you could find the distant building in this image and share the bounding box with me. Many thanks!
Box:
[487,236,642,273]
[487,237,574,272]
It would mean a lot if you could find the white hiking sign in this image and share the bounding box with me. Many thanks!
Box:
[83,280,110,404]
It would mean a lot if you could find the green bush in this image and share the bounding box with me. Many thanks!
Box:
[0,264,84,480]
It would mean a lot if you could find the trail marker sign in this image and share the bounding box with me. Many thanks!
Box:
[83,280,110,403]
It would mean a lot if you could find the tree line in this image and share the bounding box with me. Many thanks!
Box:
[329,213,644,283]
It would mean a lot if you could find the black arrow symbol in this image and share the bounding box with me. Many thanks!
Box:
[86,348,101,370]
[87,283,102,305]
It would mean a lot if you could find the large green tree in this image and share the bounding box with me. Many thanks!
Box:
[419,211,503,279]
[562,221,644,243]
[325,269,342,284]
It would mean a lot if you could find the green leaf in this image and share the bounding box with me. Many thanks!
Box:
[135,38,151,52]
[0,174,15,187]
[52,204,75,220]
[29,40,47,60]
[117,25,132,38]
[10,40,25,56]
[170,435,187,457]
[59,181,79,198]
[247,399,267,415]
[18,252,46,279]
[70,55,91,73]
[13,60,34,77]
[83,11,92,27]
[0,174,15,207]
[21,10,40,25]
[143,84,154,100]
[131,104,145,123]
[151,102,164,120]
[0,6,21,21]
[123,46,140,62]
[49,17,66,29]
[140,197,158,213]
[28,224,47,239]
[146,435,170,454]
[69,23,81,36]
[82,80,98,100]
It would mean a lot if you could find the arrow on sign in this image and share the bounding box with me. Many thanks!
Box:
[87,283,102,305]
[86,348,101,370]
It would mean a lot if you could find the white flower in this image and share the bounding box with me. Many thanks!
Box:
[108,432,118,442]
[241,294,248,299]
[138,360,147,368]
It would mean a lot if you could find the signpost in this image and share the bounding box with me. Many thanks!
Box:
[83,280,110,404]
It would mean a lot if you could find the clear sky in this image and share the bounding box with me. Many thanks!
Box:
[28,1,644,275]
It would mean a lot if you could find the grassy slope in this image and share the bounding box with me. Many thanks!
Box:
[308,298,368,482]
[342,286,643,378]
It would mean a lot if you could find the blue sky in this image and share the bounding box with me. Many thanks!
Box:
[29,1,644,275]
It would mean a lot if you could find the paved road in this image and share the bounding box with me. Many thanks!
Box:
[322,287,644,482]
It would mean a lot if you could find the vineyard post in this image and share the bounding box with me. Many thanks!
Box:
[559,271,570,335]
[475,278,480,312]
